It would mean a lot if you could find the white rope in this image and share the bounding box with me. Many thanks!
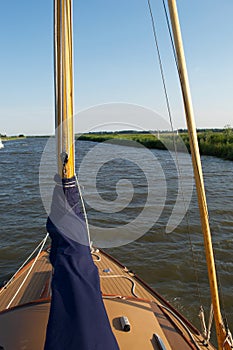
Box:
[75,173,91,246]
[91,253,101,262]
[103,295,125,299]
[0,235,49,294]
[199,305,207,340]
[160,304,202,350]
[198,304,214,345]
[223,329,233,348]
[99,274,139,298]
[206,304,213,343]
[92,251,138,297]
[6,233,49,309]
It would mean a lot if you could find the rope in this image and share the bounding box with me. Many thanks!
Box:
[0,235,49,294]
[223,329,233,348]
[91,253,101,262]
[75,173,91,246]
[161,3,231,336]
[147,0,203,307]
[199,306,207,340]
[207,304,214,343]
[99,274,139,298]
[212,226,231,334]
[93,251,201,348]
[92,251,138,297]
[199,304,214,344]
[6,233,49,309]
[161,0,179,70]
[155,3,233,344]
[147,0,174,132]
[160,304,202,350]
[103,295,125,300]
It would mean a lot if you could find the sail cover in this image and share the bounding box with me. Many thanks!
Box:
[44,175,119,350]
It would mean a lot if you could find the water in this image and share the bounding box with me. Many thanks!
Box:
[0,137,232,336]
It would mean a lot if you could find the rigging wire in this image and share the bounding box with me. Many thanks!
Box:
[161,0,179,71]
[0,234,49,294]
[75,173,91,247]
[213,230,232,336]
[5,233,49,309]
[147,0,205,314]
[161,0,231,334]
[159,1,232,339]
[147,0,174,133]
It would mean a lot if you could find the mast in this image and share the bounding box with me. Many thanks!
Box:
[54,0,74,179]
[167,1,230,349]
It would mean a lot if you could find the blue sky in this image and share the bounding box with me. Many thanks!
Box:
[0,1,232,135]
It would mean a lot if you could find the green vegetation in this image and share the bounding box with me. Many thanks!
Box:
[196,127,233,160]
[77,128,233,161]
[1,134,26,141]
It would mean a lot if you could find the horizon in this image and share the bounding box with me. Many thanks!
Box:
[2,126,231,138]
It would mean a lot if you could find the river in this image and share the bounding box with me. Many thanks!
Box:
[0,137,232,337]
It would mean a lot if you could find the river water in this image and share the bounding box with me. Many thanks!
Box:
[0,137,232,338]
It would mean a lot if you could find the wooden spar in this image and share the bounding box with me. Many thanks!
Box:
[54,0,74,179]
[167,1,230,349]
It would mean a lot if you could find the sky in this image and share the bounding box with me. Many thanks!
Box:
[0,1,232,135]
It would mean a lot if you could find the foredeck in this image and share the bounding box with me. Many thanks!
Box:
[0,251,51,311]
[0,248,216,350]
[0,248,156,311]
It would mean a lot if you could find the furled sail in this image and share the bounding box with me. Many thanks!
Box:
[44,175,119,349]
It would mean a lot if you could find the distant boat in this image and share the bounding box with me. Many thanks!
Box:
[0,138,4,149]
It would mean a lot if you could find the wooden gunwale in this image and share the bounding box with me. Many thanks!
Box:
[0,298,51,315]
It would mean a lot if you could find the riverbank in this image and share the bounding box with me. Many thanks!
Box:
[77,129,233,161]
[1,135,26,141]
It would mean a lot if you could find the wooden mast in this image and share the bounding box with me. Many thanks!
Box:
[167,1,230,349]
[54,0,74,179]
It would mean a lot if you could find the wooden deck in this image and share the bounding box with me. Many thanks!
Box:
[0,247,216,350]
[0,248,162,311]
[0,251,51,311]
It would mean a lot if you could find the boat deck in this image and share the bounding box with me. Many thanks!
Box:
[0,251,51,310]
[0,247,216,350]
[0,248,162,311]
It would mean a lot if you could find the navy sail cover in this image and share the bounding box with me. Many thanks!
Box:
[44,175,119,350]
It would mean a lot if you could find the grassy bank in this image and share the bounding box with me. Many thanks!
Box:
[1,135,26,141]
[77,129,233,161]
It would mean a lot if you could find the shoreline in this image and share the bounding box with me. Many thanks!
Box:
[77,130,233,161]
[1,136,26,141]
[1,130,232,160]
